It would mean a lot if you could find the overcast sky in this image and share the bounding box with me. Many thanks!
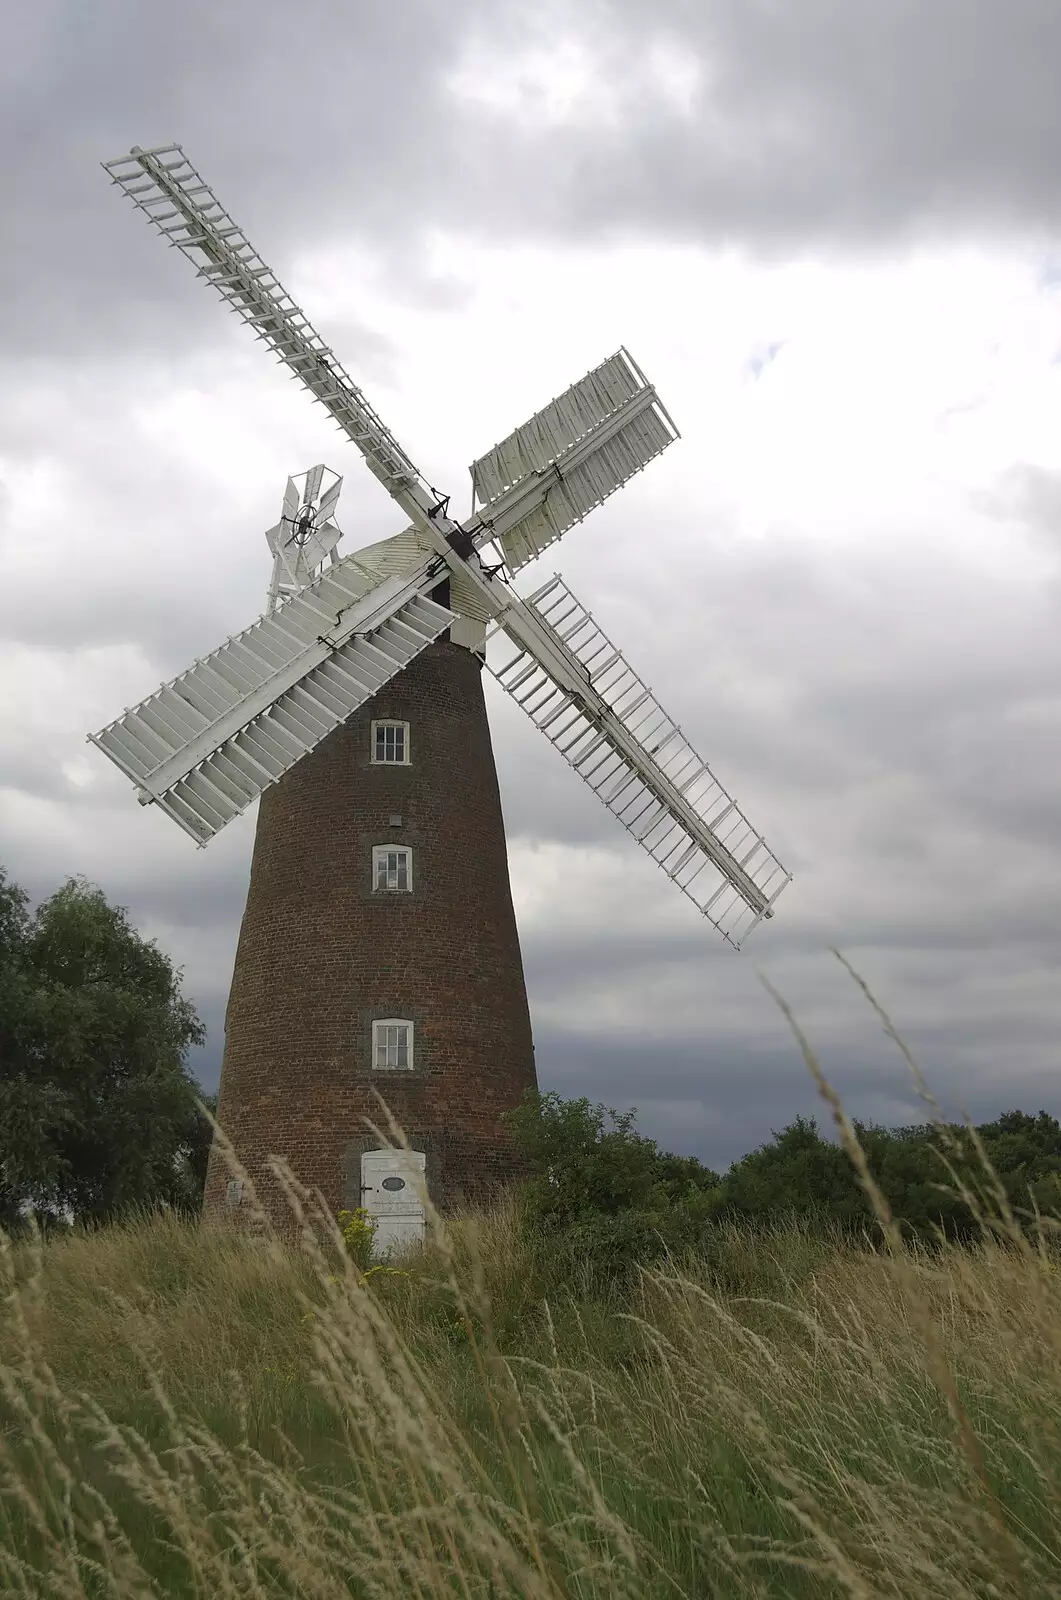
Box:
[3,0,1061,1171]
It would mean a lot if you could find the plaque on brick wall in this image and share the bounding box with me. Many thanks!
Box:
[225,1178,244,1207]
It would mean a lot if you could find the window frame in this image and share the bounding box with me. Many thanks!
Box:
[371,844,413,894]
[371,1018,415,1073]
[370,719,410,766]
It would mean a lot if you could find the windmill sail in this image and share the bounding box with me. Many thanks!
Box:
[102,146,436,523]
[96,143,791,944]
[488,576,790,948]
[471,350,651,502]
[470,351,679,574]
[91,559,452,844]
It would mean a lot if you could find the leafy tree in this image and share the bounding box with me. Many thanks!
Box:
[187,1090,219,1200]
[716,1115,873,1231]
[0,867,208,1229]
[974,1110,1061,1215]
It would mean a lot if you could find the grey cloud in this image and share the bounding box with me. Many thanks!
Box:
[3,0,482,359]
[487,517,1061,1138]
[529,1003,1048,1173]
[496,524,1061,866]
[526,923,1061,1168]
[453,0,1061,252]
[983,464,1061,551]
[4,0,1061,1173]
[6,0,1061,380]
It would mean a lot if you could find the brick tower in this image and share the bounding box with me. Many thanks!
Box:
[202,629,537,1234]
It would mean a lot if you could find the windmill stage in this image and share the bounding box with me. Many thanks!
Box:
[89,143,791,1244]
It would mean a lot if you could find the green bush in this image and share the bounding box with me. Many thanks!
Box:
[504,1090,719,1220]
[502,1090,720,1278]
[505,1090,1061,1278]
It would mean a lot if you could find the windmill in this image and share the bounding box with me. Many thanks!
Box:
[90,144,792,1246]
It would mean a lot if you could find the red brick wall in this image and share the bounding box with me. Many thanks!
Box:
[202,638,538,1235]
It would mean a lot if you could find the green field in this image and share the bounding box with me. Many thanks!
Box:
[3,1174,1060,1599]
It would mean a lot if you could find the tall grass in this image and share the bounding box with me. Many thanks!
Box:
[3,992,1061,1595]
[3,1193,1061,1595]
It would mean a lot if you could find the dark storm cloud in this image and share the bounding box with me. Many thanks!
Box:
[531,1015,1059,1173]
[452,0,1061,251]
[526,921,1061,1169]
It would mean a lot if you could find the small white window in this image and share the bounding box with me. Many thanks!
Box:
[372,720,409,764]
[372,1019,414,1071]
[372,845,412,892]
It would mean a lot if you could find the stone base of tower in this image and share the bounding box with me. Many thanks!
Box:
[202,637,537,1239]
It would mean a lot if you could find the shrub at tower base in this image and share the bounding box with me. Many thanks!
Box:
[502,1088,723,1273]
[0,866,209,1231]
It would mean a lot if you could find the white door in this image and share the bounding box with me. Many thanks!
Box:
[360,1148,426,1256]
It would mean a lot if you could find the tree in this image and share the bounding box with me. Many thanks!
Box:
[713,1111,1061,1242]
[0,867,208,1229]
[716,1115,873,1230]
[187,1090,219,1201]
[974,1110,1061,1216]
